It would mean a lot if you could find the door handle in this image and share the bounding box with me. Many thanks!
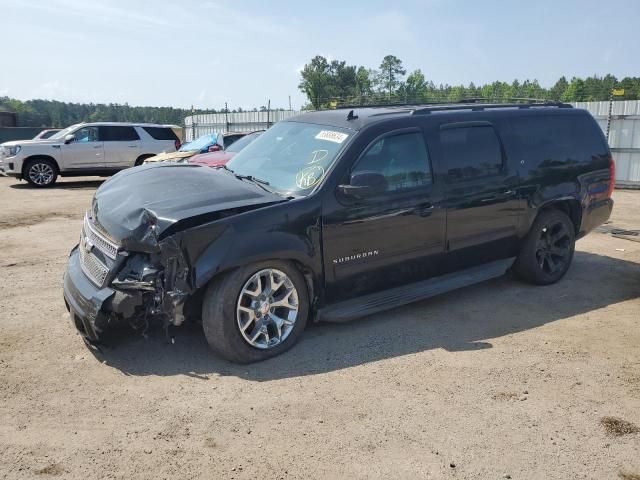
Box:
[93,145,102,149]
[480,190,515,203]
[128,145,138,148]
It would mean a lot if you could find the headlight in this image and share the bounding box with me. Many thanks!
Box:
[8,146,21,156]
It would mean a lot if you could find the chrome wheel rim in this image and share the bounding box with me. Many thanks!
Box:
[236,268,299,350]
[28,163,54,185]
[535,221,572,275]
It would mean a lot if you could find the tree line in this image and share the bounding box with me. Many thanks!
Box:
[0,98,283,128]
[298,54,640,109]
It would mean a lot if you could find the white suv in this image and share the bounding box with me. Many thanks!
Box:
[0,122,181,187]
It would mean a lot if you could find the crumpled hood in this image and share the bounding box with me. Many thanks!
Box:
[144,150,196,163]
[92,163,284,251]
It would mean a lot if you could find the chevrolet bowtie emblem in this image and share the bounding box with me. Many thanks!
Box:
[82,236,94,255]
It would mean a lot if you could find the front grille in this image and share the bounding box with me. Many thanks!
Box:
[79,235,109,287]
[78,213,121,287]
[84,214,119,259]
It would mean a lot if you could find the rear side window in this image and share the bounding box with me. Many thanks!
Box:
[224,134,245,148]
[505,115,607,166]
[99,126,140,141]
[440,125,503,180]
[143,127,179,141]
[353,132,432,192]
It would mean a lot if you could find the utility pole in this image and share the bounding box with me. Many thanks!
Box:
[224,102,229,132]
[267,99,271,127]
[607,87,625,143]
[288,95,292,111]
[190,104,195,142]
[606,90,613,143]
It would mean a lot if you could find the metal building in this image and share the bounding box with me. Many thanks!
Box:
[574,100,640,187]
[183,110,300,142]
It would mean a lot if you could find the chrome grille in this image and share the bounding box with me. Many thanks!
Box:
[84,213,119,259]
[79,235,109,287]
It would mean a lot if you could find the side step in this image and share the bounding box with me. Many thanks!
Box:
[317,257,515,323]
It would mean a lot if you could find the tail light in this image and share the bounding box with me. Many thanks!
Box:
[607,155,615,198]
[175,139,181,150]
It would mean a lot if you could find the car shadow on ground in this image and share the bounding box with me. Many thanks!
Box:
[9,179,104,190]
[89,250,640,381]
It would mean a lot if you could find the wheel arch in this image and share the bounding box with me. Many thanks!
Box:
[537,198,582,235]
[22,155,60,176]
[135,154,156,166]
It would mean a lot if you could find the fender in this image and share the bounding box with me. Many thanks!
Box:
[174,198,325,299]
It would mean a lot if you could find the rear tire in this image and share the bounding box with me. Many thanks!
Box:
[202,261,309,363]
[514,209,575,285]
[24,158,58,187]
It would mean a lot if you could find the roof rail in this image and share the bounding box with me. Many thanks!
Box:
[412,101,572,115]
[331,98,572,113]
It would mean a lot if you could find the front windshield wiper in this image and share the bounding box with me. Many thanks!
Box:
[213,165,278,195]
[214,164,235,173]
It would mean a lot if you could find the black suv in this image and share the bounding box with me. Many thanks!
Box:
[63,101,614,363]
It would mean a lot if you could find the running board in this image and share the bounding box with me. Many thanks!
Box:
[318,257,515,323]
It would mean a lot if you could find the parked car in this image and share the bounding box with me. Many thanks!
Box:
[63,101,614,363]
[143,131,248,164]
[189,131,264,167]
[0,123,181,187]
[33,129,62,140]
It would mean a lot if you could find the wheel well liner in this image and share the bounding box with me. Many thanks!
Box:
[540,199,582,234]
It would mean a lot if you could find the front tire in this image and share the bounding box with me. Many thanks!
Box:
[202,261,309,363]
[24,158,58,187]
[514,209,575,285]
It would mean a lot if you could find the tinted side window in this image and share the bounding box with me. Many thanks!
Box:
[353,132,432,192]
[506,115,607,167]
[100,126,140,141]
[73,126,99,143]
[440,126,503,180]
[143,127,179,141]
[224,134,244,147]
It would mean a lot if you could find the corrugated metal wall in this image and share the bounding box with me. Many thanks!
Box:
[183,110,300,141]
[574,100,640,187]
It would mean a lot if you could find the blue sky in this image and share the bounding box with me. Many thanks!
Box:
[1,0,638,110]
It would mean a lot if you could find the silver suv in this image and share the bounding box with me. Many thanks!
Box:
[0,122,181,187]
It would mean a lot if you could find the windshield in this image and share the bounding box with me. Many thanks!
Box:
[226,121,352,195]
[179,133,216,152]
[49,124,81,140]
[226,131,262,153]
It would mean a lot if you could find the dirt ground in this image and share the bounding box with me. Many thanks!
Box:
[0,175,639,480]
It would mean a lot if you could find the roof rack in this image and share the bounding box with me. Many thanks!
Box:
[412,100,572,115]
[332,98,572,114]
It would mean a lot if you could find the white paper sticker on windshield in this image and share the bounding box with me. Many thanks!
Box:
[315,130,348,144]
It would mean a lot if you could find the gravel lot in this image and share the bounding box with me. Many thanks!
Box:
[1,175,639,480]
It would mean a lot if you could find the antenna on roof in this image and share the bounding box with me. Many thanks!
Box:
[346,109,358,121]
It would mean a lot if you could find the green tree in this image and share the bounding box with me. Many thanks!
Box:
[549,76,569,100]
[298,55,332,110]
[375,55,406,99]
[328,60,358,102]
[355,66,373,100]
[400,69,428,102]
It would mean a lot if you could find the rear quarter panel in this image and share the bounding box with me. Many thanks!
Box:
[496,109,612,237]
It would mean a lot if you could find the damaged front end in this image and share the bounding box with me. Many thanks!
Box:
[63,211,194,343]
[62,163,284,342]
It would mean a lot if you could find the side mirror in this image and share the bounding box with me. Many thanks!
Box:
[338,171,387,199]
[208,144,222,152]
[64,134,75,144]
